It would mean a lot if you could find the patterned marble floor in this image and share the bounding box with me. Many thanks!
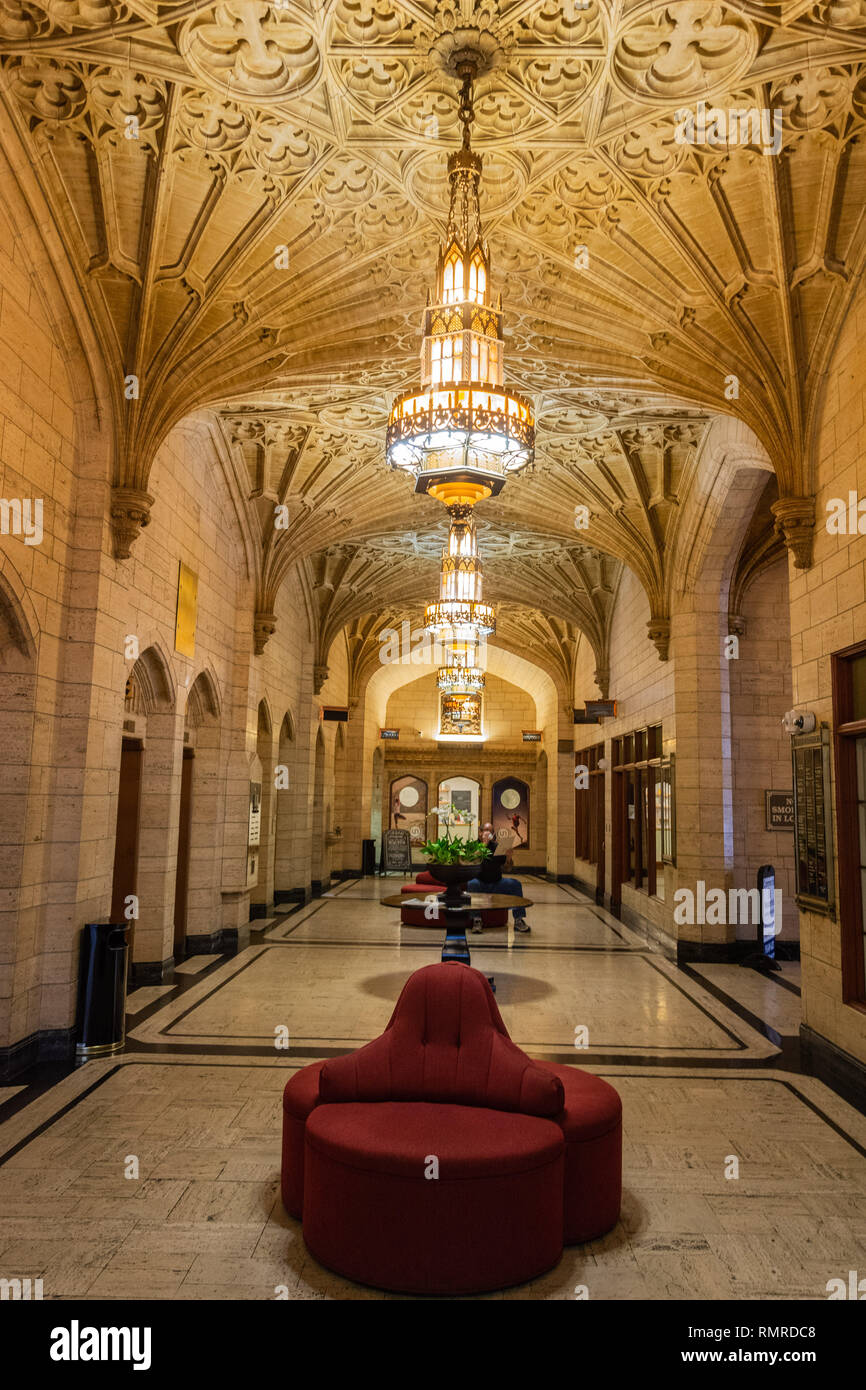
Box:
[1,876,864,1301]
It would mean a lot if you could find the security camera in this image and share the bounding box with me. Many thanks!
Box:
[782,709,816,735]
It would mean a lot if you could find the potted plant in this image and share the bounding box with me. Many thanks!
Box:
[421,804,490,906]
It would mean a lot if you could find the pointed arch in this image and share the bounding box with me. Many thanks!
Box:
[129,641,175,715]
[0,552,40,665]
[257,695,273,736]
[186,665,221,727]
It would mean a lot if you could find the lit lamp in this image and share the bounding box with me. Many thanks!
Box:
[427,507,491,693]
[385,59,535,508]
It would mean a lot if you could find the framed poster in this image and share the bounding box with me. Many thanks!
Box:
[389,774,428,844]
[791,728,835,916]
[383,828,413,874]
[492,777,530,852]
[440,693,481,736]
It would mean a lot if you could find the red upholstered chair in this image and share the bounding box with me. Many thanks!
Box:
[281,963,622,1294]
[399,869,509,928]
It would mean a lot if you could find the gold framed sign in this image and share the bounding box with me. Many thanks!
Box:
[175,562,198,658]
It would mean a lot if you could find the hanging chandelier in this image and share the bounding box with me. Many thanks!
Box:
[427,506,492,694]
[385,58,535,508]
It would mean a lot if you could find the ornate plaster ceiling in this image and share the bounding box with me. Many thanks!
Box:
[1,0,864,667]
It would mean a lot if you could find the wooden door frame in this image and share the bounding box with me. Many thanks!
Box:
[173,748,195,957]
[832,639,866,1008]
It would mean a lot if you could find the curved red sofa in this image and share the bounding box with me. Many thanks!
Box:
[400,869,509,928]
[282,963,621,1294]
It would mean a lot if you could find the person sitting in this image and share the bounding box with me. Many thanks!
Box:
[467,822,531,933]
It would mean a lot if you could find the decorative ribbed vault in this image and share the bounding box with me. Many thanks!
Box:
[2,0,863,668]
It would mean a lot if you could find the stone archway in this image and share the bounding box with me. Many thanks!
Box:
[176,669,223,954]
[113,643,180,976]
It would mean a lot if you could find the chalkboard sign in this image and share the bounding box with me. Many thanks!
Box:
[382,828,413,874]
[791,728,835,916]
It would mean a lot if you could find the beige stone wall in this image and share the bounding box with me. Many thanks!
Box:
[384,670,536,746]
[729,559,796,939]
[791,278,866,1067]
[0,347,322,1045]
[0,194,79,1049]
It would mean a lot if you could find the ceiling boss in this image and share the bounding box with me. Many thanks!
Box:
[385,53,535,702]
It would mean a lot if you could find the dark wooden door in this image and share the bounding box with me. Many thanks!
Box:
[110,739,143,953]
[173,749,194,956]
[595,773,606,905]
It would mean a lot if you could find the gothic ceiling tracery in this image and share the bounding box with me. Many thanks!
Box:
[1,0,863,668]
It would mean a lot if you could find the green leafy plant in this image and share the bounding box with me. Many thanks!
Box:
[420,804,491,865]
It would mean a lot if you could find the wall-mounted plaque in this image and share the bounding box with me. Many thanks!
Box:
[175,562,198,658]
[765,790,794,831]
[380,728,399,740]
[791,729,835,916]
[382,828,413,874]
[522,730,542,742]
[440,693,481,736]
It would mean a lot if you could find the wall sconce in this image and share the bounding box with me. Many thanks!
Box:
[598,757,610,771]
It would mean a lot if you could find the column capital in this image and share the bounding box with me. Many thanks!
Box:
[771,495,815,570]
[647,616,670,661]
[110,486,154,560]
[253,610,277,655]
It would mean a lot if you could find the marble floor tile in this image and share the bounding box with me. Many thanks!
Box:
[2,879,866,1301]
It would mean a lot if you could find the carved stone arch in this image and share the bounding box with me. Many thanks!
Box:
[186,667,221,728]
[0,105,118,561]
[671,415,775,604]
[257,695,273,737]
[0,552,40,667]
[128,642,175,716]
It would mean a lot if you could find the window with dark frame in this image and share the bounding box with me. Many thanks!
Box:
[574,743,602,863]
[832,640,866,1008]
[611,723,673,899]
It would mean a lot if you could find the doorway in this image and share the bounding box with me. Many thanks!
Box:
[110,738,143,949]
[173,747,194,956]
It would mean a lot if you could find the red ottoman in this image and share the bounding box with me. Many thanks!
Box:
[302,1100,564,1295]
[281,1060,326,1218]
[540,1063,622,1243]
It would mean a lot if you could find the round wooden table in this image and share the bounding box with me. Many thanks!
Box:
[380,891,533,971]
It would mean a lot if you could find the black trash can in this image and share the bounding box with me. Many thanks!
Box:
[362,838,376,876]
[76,923,129,1061]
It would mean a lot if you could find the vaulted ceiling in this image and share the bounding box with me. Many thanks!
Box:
[2,0,864,671]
